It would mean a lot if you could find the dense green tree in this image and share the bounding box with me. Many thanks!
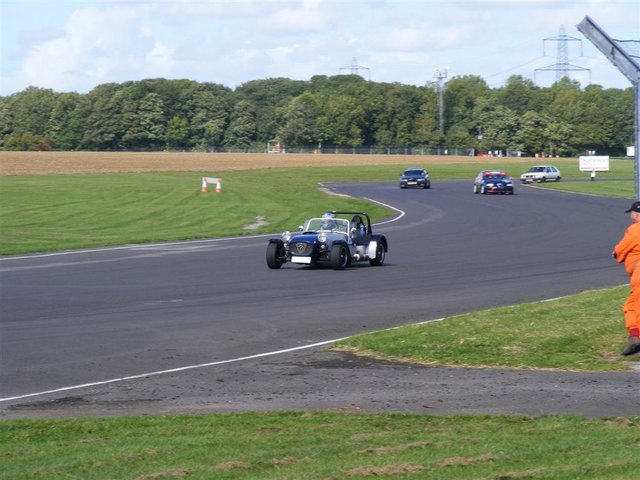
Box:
[514,111,548,155]
[443,75,490,136]
[373,84,423,147]
[121,92,166,150]
[84,83,125,150]
[605,87,635,154]
[224,100,257,149]
[48,92,84,150]
[494,75,541,115]
[478,105,520,153]
[445,125,474,151]
[0,75,633,154]
[319,93,366,147]
[235,78,307,143]
[412,89,439,147]
[165,116,190,150]
[0,97,12,149]
[184,84,231,150]
[278,93,318,147]
[543,119,573,156]
[4,133,52,151]
[8,86,56,137]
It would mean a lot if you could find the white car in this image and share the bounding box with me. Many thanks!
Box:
[520,165,561,183]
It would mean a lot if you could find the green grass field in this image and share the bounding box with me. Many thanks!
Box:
[2,157,638,479]
[0,159,634,254]
[2,413,639,479]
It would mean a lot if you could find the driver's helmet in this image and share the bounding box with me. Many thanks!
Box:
[321,212,336,229]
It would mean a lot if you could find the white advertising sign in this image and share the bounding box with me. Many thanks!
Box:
[579,155,609,172]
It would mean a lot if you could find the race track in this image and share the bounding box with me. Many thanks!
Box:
[1,180,637,418]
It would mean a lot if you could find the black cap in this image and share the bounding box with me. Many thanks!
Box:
[626,201,640,213]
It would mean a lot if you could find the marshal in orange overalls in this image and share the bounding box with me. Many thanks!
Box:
[614,220,640,339]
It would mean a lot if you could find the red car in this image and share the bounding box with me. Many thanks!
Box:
[473,170,514,194]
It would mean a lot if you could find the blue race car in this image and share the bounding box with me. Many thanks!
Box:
[266,211,388,270]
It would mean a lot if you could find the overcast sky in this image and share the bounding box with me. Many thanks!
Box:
[1,0,638,96]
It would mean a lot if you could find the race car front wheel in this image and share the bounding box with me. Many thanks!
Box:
[330,243,349,270]
[266,242,285,269]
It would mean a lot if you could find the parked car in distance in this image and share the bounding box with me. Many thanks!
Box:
[266,211,388,270]
[473,170,514,195]
[400,168,431,189]
[520,165,561,183]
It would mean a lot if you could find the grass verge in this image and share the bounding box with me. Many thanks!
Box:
[1,412,639,479]
[333,286,635,371]
[0,168,391,255]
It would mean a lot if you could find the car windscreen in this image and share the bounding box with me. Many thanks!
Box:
[404,170,424,176]
[305,218,349,233]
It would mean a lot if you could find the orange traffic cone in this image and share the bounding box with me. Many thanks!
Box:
[201,178,207,193]
[215,181,222,193]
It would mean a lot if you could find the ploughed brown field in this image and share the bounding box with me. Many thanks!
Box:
[0,151,535,176]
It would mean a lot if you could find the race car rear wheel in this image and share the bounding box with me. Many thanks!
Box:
[330,243,349,270]
[369,241,386,266]
[266,242,285,269]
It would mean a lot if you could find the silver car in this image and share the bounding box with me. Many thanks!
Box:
[520,165,561,183]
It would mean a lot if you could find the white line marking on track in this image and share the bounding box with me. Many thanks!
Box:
[0,338,347,403]
[0,234,274,261]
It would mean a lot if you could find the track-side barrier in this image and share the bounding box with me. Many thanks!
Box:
[201,177,222,193]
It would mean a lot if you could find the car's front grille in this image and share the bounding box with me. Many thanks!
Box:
[291,242,313,255]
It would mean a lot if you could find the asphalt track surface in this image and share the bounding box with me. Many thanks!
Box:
[1,180,639,419]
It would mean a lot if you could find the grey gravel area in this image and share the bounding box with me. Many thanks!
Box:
[2,350,638,419]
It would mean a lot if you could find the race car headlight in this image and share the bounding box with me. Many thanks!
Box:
[282,231,291,242]
[318,232,327,243]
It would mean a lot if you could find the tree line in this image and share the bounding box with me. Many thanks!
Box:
[0,74,634,156]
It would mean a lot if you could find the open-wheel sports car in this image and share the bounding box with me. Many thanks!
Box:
[266,211,388,270]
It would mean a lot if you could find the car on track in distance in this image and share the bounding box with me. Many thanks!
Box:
[266,211,388,270]
[473,170,514,195]
[520,165,561,183]
[399,167,431,189]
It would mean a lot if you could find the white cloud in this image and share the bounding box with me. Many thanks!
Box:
[145,40,175,75]
[261,3,334,33]
[1,0,637,95]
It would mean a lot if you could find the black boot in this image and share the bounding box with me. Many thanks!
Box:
[621,336,640,356]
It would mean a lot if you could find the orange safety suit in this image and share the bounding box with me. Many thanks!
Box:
[614,221,640,337]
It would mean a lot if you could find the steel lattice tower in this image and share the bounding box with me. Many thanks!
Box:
[433,68,447,134]
[339,57,370,80]
[535,25,591,84]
